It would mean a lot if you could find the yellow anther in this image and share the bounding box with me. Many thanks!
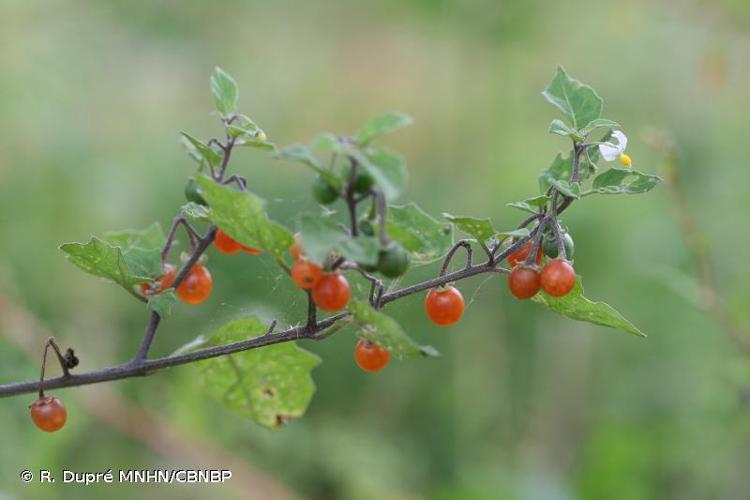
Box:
[619,153,632,167]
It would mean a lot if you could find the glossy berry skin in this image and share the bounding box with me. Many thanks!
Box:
[312,273,351,312]
[312,176,339,205]
[425,286,465,326]
[184,178,207,206]
[540,259,576,297]
[507,242,543,267]
[542,232,575,260]
[30,396,67,432]
[214,229,262,255]
[377,243,410,278]
[354,339,390,372]
[176,264,213,305]
[291,259,323,290]
[508,266,541,299]
[139,263,176,296]
[214,229,243,255]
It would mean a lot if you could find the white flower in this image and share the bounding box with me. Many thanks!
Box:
[599,130,632,167]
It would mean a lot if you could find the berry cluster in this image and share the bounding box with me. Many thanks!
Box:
[12,66,659,431]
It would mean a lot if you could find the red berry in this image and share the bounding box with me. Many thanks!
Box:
[508,265,541,299]
[30,396,67,432]
[139,263,176,296]
[214,229,243,255]
[241,244,262,255]
[291,259,323,290]
[507,242,543,267]
[312,273,350,312]
[176,264,213,304]
[425,286,465,326]
[540,259,576,297]
[354,339,390,372]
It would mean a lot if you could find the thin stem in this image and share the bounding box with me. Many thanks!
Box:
[439,240,473,277]
[525,217,548,266]
[38,341,50,399]
[306,291,317,328]
[550,219,566,259]
[346,157,359,237]
[372,189,389,246]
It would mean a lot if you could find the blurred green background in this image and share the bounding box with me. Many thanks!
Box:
[1,0,750,498]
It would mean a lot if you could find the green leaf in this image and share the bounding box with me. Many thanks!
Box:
[539,152,573,193]
[197,177,294,260]
[299,214,380,266]
[147,290,177,317]
[364,147,408,201]
[589,168,662,195]
[356,112,413,146]
[61,223,167,294]
[386,203,453,265]
[199,317,321,429]
[580,118,620,136]
[549,119,577,138]
[104,222,165,251]
[308,132,342,152]
[103,223,166,279]
[60,237,151,291]
[181,202,210,221]
[180,132,223,167]
[548,178,581,199]
[507,195,550,213]
[542,66,603,130]
[442,213,495,244]
[532,277,646,337]
[348,301,438,358]
[496,228,531,239]
[275,144,340,188]
[343,145,403,201]
[210,66,238,115]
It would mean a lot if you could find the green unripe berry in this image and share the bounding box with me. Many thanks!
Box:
[542,232,575,259]
[359,219,375,237]
[185,178,207,206]
[377,243,410,278]
[312,176,340,205]
[343,165,375,194]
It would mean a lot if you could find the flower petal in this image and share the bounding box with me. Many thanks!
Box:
[611,130,628,150]
[599,142,621,161]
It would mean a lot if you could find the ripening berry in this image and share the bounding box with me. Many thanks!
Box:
[139,263,176,296]
[312,273,350,312]
[176,264,213,304]
[540,259,576,297]
[508,265,541,299]
[289,234,304,261]
[214,229,243,255]
[291,259,323,290]
[30,396,67,432]
[425,286,465,326]
[354,339,390,372]
[507,242,543,267]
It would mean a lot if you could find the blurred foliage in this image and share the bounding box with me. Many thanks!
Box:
[1,0,750,498]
